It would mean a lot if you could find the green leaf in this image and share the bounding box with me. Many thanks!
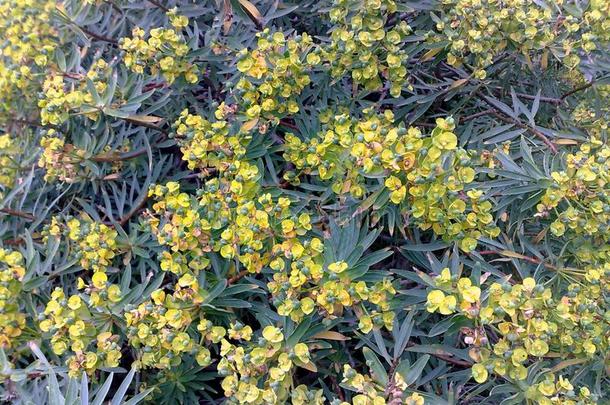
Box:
[363,347,388,385]
[401,354,430,386]
[286,316,312,347]
[110,368,136,405]
[202,279,228,304]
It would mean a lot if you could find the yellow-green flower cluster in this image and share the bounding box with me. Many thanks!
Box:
[430,0,610,75]
[283,108,422,196]
[477,142,511,175]
[0,248,27,349]
[270,253,396,330]
[235,29,315,130]
[149,173,286,278]
[573,241,610,270]
[284,111,499,251]
[151,177,396,326]
[218,325,315,404]
[173,107,250,171]
[570,84,609,142]
[524,374,596,405]
[38,133,86,182]
[150,176,399,332]
[267,237,322,322]
[2,0,609,400]
[0,133,20,190]
[0,0,57,66]
[341,363,422,405]
[124,285,213,370]
[38,274,123,377]
[323,0,411,96]
[425,268,481,317]
[45,216,119,272]
[538,137,610,244]
[477,278,606,379]
[38,128,133,183]
[429,270,610,384]
[38,59,112,125]
[291,385,325,405]
[119,8,198,84]
[0,0,57,122]
[579,0,610,56]
[342,364,390,405]
[356,305,395,334]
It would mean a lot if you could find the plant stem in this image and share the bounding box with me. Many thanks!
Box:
[0,208,36,221]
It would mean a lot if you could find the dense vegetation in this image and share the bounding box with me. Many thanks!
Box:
[0,0,609,404]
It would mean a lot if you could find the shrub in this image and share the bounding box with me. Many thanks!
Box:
[0,0,608,404]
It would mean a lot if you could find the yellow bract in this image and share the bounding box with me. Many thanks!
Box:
[426,290,457,315]
[120,9,198,84]
[471,363,488,383]
[284,111,499,251]
[0,248,27,349]
[39,280,123,377]
[262,325,284,344]
[430,0,610,73]
[328,261,349,273]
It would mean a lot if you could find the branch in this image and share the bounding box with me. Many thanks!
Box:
[0,208,36,221]
[91,147,149,163]
[560,81,594,100]
[490,111,557,153]
[406,341,472,367]
[429,352,472,367]
[490,87,562,105]
[147,0,170,12]
[228,269,250,284]
[328,374,345,402]
[279,119,298,130]
[511,92,561,105]
[477,250,557,270]
[79,26,118,44]
[101,192,150,227]
[118,195,149,226]
[479,97,558,153]
[459,108,496,123]
[2,237,25,246]
[122,117,168,135]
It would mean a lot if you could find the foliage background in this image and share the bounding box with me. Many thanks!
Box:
[0,0,608,404]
